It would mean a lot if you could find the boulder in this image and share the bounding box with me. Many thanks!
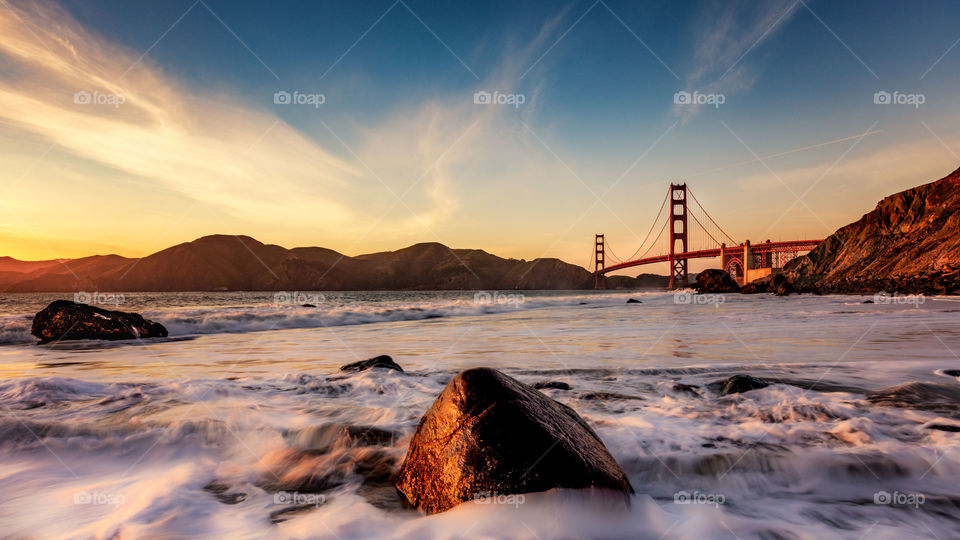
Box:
[31,300,168,344]
[770,273,794,296]
[714,374,769,395]
[340,355,403,373]
[394,368,633,514]
[694,269,740,293]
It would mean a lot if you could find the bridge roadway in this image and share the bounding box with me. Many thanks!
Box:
[597,239,822,275]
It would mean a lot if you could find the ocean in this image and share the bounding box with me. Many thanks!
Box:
[0,290,958,539]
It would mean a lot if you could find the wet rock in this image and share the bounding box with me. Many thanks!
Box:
[394,367,633,514]
[926,424,960,432]
[533,381,572,391]
[868,382,960,418]
[339,355,403,373]
[301,303,316,308]
[862,300,874,304]
[578,391,644,401]
[713,375,770,395]
[770,273,794,296]
[943,370,960,377]
[290,423,397,452]
[202,480,248,505]
[31,300,168,344]
[694,269,741,293]
[671,383,700,396]
[626,298,642,304]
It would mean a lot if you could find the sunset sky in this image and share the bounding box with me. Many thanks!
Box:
[1,0,959,274]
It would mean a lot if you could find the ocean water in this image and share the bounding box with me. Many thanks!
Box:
[1,290,959,539]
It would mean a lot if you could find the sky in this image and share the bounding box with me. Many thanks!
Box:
[1,0,959,275]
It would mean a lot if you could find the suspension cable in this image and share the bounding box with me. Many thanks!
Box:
[687,188,738,245]
[623,189,670,262]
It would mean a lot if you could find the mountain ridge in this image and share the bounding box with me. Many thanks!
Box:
[0,236,668,292]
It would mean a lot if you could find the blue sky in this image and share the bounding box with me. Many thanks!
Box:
[2,0,959,273]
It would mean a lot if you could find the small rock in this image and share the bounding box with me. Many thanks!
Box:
[863,300,874,304]
[695,269,741,293]
[926,424,960,432]
[626,298,642,304]
[302,303,317,308]
[671,383,700,396]
[533,381,572,390]
[339,355,403,373]
[717,375,769,395]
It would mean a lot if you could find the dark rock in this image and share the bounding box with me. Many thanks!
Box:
[926,424,960,432]
[339,355,403,373]
[533,381,572,391]
[862,300,874,304]
[31,300,168,344]
[943,370,960,377]
[202,480,247,505]
[715,375,770,395]
[694,269,741,293]
[290,423,397,451]
[626,298,642,304]
[868,382,960,418]
[301,303,316,308]
[578,391,644,401]
[394,367,633,514]
[770,273,794,296]
[671,383,700,396]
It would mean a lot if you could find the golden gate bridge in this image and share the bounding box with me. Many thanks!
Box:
[593,183,822,289]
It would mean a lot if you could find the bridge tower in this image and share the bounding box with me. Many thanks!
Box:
[668,183,688,288]
[594,234,606,289]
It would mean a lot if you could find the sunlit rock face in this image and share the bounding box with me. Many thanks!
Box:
[394,367,633,514]
[785,166,960,294]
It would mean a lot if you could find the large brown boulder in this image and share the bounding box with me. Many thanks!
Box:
[31,300,168,344]
[694,269,740,293]
[394,368,633,514]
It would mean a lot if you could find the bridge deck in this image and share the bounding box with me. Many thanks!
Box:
[598,239,822,275]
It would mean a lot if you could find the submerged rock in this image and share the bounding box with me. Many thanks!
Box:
[533,381,572,391]
[671,383,700,396]
[31,300,168,344]
[394,367,633,514]
[868,382,960,418]
[339,355,403,373]
[694,269,741,293]
[714,375,770,395]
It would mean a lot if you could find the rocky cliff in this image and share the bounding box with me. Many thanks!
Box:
[784,165,960,294]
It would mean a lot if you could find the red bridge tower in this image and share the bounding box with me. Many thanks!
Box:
[594,234,605,289]
[668,183,688,288]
